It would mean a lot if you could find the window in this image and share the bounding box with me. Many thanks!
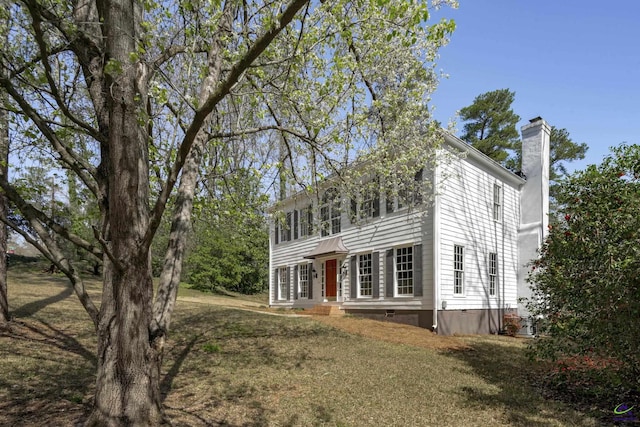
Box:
[358,253,373,297]
[396,246,413,295]
[299,264,309,298]
[361,187,380,219]
[493,184,501,222]
[488,252,498,296]
[278,266,288,300]
[320,188,341,236]
[274,222,279,244]
[454,245,464,295]
[390,168,424,212]
[278,213,291,243]
[352,179,380,221]
[299,205,313,237]
[279,218,287,242]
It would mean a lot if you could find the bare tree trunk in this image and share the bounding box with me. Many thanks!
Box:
[86,0,161,423]
[150,1,236,354]
[0,90,9,326]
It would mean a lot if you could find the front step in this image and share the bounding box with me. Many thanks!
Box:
[303,304,344,317]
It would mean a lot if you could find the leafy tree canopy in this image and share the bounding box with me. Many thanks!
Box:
[0,0,458,421]
[185,168,269,295]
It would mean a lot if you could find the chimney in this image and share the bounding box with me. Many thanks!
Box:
[520,117,550,232]
[517,117,550,334]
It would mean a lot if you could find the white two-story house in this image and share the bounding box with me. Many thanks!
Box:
[268,118,549,335]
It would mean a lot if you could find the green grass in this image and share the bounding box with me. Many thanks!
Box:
[177,281,269,305]
[0,269,605,426]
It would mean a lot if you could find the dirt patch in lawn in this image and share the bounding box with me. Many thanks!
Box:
[181,295,469,351]
[309,315,469,351]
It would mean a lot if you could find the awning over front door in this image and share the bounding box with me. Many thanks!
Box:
[303,236,349,259]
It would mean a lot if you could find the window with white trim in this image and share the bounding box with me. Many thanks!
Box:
[299,205,313,237]
[493,184,501,222]
[363,187,380,218]
[454,245,464,295]
[396,246,413,296]
[399,168,424,210]
[278,213,290,243]
[355,178,381,220]
[358,253,373,297]
[320,188,341,236]
[488,252,498,296]
[298,263,309,298]
[278,266,288,300]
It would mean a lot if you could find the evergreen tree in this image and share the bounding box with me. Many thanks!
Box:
[459,89,520,163]
[460,89,588,204]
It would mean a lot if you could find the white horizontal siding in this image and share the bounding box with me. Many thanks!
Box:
[270,195,434,308]
[437,147,520,311]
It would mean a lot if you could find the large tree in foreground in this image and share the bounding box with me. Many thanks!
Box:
[0,0,456,422]
[0,78,7,326]
[527,144,640,388]
[0,6,9,326]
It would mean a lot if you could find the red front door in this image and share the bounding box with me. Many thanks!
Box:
[325,259,337,298]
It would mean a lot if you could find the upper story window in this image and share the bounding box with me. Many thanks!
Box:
[493,184,502,222]
[360,186,380,219]
[320,188,341,237]
[299,205,313,238]
[351,185,380,222]
[387,168,424,213]
[277,212,292,243]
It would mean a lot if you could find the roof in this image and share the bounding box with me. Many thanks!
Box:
[269,129,526,211]
[442,133,526,187]
[303,236,349,259]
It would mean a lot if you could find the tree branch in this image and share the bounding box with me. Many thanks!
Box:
[25,4,104,144]
[0,215,99,327]
[0,176,103,260]
[0,75,100,197]
[145,0,310,247]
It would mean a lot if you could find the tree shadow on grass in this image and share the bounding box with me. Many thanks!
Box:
[159,307,334,426]
[0,318,96,426]
[12,285,74,318]
[443,338,606,427]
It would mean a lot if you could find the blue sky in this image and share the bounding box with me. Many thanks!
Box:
[429,1,640,173]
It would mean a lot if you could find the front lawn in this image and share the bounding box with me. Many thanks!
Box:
[0,270,604,426]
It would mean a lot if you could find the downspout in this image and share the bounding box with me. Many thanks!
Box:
[432,162,440,333]
[500,192,506,332]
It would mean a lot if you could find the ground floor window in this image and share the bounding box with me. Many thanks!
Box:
[396,246,413,295]
[489,252,497,296]
[299,263,309,298]
[454,245,464,295]
[358,253,373,297]
[278,266,288,300]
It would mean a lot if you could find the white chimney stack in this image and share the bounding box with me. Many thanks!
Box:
[517,117,550,334]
